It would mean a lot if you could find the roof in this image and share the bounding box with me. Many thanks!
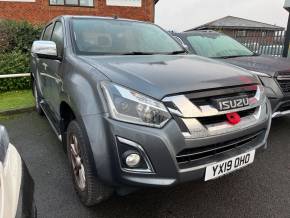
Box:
[187,16,284,31]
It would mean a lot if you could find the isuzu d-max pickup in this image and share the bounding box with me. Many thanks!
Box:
[31,16,271,206]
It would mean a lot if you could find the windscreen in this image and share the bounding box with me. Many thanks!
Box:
[186,34,254,58]
[72,18,184,55]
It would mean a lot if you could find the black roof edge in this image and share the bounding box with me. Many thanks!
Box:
[187,16,285,32]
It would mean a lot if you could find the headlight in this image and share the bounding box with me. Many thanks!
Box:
[258,76,278,98]
[249,70,271,78]
[101,82,171,128]
[248,71,277,97]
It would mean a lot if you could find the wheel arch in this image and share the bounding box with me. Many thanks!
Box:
[59,101,77,134]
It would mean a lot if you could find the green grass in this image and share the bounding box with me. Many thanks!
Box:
[0,90,34,112]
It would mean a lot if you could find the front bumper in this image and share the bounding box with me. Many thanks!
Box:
[111,121,268,187]
[260,75,290,117]
[82,104,271,189]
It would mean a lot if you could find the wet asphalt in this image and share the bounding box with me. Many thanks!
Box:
[1,112,290,218]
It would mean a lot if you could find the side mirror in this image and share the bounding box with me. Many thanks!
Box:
[0,125,9,162]
[31,41,58,59]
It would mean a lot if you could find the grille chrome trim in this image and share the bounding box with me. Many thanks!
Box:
[163,85,268,139]
[181,106,265,138]
[163,85,265,118]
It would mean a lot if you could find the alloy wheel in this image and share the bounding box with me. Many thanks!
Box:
[69,134,86,191]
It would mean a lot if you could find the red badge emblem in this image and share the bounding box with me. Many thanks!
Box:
[226,112,241,125]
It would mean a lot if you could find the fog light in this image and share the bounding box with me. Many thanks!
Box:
[125,153,141,168]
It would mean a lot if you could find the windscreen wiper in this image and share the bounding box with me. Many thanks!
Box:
[121,51,155,55]
[215,54,258,59]
[167,50,188,55]
[121,50,187,55]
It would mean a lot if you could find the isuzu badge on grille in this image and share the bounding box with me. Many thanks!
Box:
[214,95,250,111]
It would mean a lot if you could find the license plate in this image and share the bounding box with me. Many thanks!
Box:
[205,150,255,181]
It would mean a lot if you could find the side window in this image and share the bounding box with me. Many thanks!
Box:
[51,22,64,57]
[42,24,54,40]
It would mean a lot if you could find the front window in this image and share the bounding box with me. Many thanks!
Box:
[51,22,64,56]
[50,0,93,7]
[42,23,53,40]
[71,18,185,55]
[186,34,254,58]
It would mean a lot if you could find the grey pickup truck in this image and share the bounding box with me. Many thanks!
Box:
[31,16,271,206]
[171,30,290,118]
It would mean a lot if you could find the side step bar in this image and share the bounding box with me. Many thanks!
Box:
[272,110,290,118]
[40,101,62,142]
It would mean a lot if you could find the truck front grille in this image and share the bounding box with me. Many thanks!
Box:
[197,107,256,126]
[163,85,267,139]
[176,130,264,168]
[277,72,290,93]
[277,80,290,93]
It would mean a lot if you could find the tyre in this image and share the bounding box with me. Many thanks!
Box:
[66,120,113,206]
[33,81,44,116]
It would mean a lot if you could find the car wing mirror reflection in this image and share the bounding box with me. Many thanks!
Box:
[0,125,9,162]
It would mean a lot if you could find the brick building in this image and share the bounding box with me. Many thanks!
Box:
[186,16,285,53]
[0,0,159,24]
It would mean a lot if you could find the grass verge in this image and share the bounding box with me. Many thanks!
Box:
[0,90,34,113]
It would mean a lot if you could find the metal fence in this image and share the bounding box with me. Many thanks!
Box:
[231,30,285,57]
[0,73,30,79]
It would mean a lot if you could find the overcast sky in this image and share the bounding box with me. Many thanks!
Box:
[155,0,289,32]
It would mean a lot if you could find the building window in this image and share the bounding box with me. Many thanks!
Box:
[50,0,93,6]
[0,0,35,2]
[237,30,247,37]
[106,0,141,7]
[50,0,64,5]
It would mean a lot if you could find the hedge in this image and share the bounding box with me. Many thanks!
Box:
[0,20,43,92]
[0,20,43,53]
[0,77,31,92]
[0,51,30,74]
[0,51,31,92]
